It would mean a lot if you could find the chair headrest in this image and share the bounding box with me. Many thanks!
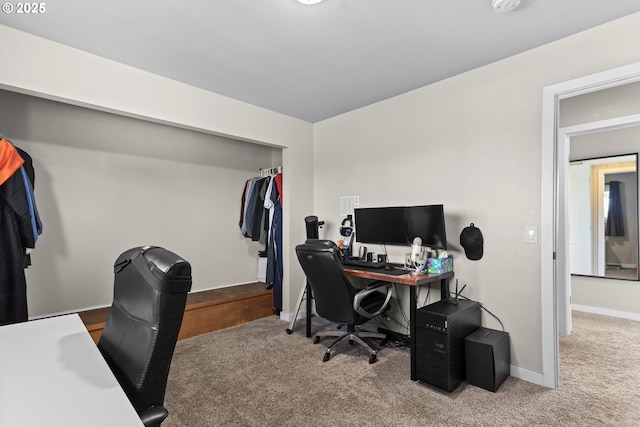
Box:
[114,246,192,293]
[304,239,338,249]
[143,247,191,277]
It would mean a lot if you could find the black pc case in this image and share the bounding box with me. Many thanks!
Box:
[414,299,481,392]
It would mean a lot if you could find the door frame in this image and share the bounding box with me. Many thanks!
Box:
[558,116,640,338]
[541,62,640,388]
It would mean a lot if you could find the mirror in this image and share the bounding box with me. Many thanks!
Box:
[569,153,639,280]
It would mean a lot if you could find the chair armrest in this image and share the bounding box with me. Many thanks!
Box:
[365,280,392,290]
[139,406,169,427]
[353,281,392,318]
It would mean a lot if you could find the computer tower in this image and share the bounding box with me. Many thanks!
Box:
[465,327,510,392]
[414,299,481,392]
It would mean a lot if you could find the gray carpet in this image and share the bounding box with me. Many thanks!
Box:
[164,311,640,426]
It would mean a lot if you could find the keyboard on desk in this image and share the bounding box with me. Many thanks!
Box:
[342,259,387,269]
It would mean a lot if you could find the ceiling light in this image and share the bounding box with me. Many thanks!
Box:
[297,0,323,4]
[492,0,521,13]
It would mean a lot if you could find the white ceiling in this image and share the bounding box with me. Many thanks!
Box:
[2,1,640,122]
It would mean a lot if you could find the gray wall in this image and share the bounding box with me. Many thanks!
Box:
[0,89,281,317]
[312,12,640,380]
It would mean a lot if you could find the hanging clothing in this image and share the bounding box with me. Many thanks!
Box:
[240,178,257,236]
[249,177,269,242]
[238,178,252,231]
[263,177,276,245]
[267,198,283,310]
[0,138,24,184]
[0,139,42,325]
[264,173,282,310]
[274,173,283,205]
[238,175,270,242]
[238,170,283,310]
[241,177,268,239]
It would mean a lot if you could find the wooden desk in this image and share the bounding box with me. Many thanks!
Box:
[0,314,144,427]
[344,266,452,296]
[345,267,454,380]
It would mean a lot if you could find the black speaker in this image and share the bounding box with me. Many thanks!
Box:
[414,299,481,392]
[465,327,510,392]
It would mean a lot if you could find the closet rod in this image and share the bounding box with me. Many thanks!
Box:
[259,165,282,177]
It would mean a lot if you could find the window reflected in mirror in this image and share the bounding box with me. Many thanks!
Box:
[569,153,639,280]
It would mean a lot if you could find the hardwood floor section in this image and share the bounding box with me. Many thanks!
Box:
[78,307,111,343]
[179,282,275,340]
[79,282,275,344]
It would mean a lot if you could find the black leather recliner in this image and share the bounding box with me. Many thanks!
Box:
[295,239,392,364]
[98,246,192,427]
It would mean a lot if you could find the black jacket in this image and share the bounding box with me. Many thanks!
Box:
[0,146,38,325]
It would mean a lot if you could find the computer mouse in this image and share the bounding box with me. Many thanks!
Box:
[384,264,394,271]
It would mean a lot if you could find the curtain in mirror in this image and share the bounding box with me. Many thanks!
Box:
[605,181,625,237]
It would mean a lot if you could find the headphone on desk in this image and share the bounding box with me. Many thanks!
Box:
[339,216,353,237]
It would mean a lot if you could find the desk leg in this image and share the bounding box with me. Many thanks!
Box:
[305,282,312,338]
[410,285,417,381]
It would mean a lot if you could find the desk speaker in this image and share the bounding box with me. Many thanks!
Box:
[465,327,510,392]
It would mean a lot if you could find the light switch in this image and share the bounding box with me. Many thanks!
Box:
[524,225,538,244]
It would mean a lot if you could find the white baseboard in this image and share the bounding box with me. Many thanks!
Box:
[280,309,308,323]
[509,365,545,386]
[572,304,640,321]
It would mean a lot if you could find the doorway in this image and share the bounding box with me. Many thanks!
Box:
[541,62,640,388]
[558,116,640,337]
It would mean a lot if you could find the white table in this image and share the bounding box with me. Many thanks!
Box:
[0,313,144,427]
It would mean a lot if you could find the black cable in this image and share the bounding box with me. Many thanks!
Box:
[418,283,431,307]
[392,283,411,335]
[384,314,409,335]
[459,294,505,331]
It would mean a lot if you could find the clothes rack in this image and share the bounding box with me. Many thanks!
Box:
[239,166,283,310]
[259,166,282,177]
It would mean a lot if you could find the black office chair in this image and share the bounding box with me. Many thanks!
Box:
[98,246,192,427]
[295,239,392,364]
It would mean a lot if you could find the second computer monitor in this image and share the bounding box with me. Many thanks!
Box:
[405,204,447,250]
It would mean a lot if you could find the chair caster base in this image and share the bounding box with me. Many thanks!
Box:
[323,352,331,362]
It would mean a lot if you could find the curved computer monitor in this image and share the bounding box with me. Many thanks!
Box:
[405,204,447,250]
